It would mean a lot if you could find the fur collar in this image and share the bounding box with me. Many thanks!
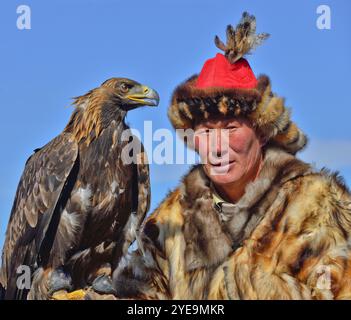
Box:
[179,147,312,271]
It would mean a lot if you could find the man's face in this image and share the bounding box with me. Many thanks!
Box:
[194,117,264,186]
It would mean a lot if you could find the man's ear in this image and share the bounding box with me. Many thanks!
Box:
[258,131,269,147]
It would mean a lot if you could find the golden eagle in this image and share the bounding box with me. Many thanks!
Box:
[0,78,159,300]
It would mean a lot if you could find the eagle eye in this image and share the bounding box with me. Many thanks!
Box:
[120,82,130,93]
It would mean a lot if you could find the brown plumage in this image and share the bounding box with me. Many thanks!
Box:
[0,78,159,300]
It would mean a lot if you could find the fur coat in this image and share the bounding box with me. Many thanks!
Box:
[111,147,351,300]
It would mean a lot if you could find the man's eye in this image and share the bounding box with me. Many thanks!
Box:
[227,126,238,131]
[197,129,211,135]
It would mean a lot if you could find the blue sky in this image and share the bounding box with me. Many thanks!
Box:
[0,0,350,252]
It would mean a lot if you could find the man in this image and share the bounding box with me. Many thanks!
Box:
[109,12,351,300]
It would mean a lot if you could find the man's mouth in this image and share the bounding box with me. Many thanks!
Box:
[209,159,235,167]
[208,159,235,175]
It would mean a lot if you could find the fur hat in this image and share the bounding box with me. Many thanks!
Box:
[168,12,307,154]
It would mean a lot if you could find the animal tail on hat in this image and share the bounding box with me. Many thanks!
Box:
[215,12,270,63]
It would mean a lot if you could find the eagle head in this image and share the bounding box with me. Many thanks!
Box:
[66,78,160,144]
[100,78,159,110]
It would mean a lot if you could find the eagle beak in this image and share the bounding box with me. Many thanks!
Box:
[127,85,160,107]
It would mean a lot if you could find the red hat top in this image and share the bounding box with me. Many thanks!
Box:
[196,12,269,90]
[196,54,257,89]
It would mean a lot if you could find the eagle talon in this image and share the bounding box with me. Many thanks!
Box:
[48,267,73,295]
[52,289,86,300]
[92,274,116,295]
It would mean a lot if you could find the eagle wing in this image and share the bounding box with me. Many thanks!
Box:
[134,139,151,237]
[118,134,150,256]
[1,133,78,299]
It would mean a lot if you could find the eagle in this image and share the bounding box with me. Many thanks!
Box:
[0,78,159,300]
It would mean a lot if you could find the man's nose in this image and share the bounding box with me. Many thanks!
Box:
[211,129,227,156]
